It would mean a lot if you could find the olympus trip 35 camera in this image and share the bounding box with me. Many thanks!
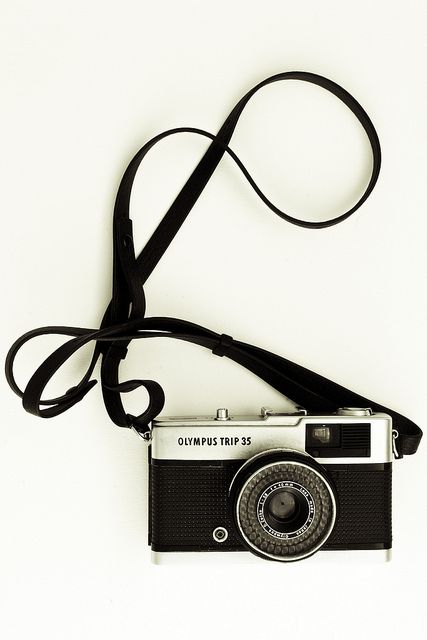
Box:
[4,72,421,565]
[149,406,393,563]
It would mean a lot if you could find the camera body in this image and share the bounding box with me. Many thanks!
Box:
[149,407,393,563]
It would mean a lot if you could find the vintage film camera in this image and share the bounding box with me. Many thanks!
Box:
[149,406,393,563]
[5,72,421,563]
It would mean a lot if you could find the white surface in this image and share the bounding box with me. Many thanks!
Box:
[1,1,426,638]
[152,550,392,564]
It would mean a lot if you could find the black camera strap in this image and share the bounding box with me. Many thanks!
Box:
[5,71,422,457]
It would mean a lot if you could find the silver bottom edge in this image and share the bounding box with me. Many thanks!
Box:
[152,549,392,565]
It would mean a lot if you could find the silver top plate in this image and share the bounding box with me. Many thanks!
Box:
[151,409,393,464]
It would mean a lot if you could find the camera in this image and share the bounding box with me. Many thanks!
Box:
[149,406,393,563]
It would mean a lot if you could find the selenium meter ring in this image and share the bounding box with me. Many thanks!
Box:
[230,451,337,562]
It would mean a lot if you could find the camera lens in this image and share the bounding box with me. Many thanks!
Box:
[267,490,298,521]
[230,451,337,562]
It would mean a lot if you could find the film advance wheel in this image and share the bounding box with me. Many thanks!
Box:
[230,450,337,562]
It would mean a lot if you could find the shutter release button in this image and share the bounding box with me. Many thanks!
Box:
[337,407,372,416]
[215,408,230,420]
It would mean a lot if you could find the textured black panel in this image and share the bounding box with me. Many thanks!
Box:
[325,465,392,548]
[149,460,392,552]
[150,461,242,551]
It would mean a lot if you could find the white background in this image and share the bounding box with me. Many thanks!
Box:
[1,1,426,638]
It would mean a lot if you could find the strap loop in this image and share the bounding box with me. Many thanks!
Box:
[212,334,234,358]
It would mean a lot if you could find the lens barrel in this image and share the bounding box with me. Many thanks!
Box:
[230,450,337,562]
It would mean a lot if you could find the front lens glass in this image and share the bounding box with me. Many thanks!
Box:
[267,489,298,521]
[261,483,312,536]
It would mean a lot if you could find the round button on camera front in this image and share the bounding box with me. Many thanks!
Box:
[213,527,229,543]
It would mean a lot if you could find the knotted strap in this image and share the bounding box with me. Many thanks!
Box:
[4,71,422,457]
